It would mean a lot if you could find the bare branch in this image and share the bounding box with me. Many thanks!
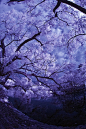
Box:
[53,0,86,15]
[0,37,6,58]
[27,0,46,13]
[53,0,61,16]
[34,38,43,46]
[6,56,21,67]
[13,70,30,81]
[31,73,61,90]
[16,32,41,52]
[7,0,25,4]
[60,0,86,14]
[67,33,86,47]
[55,12,69,25]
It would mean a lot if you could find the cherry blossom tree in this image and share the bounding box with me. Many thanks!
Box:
[0,0,86,103]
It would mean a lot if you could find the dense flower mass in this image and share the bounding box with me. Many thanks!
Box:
[0,0,86,103]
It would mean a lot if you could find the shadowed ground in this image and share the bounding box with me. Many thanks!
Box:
[0,101,63,129]
[0,100,86,129]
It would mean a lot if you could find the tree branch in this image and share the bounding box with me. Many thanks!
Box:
[0,37,6,58]
[67,33,86,47]
[53,0,86,15]
[60,0,86,14]
[34,38,43,46]
[13,70,30,81]
[16,32,41,52]
[31,73,61,90]
[53,0,61,16]
[6,56,21,66]
[7,0,25,4]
